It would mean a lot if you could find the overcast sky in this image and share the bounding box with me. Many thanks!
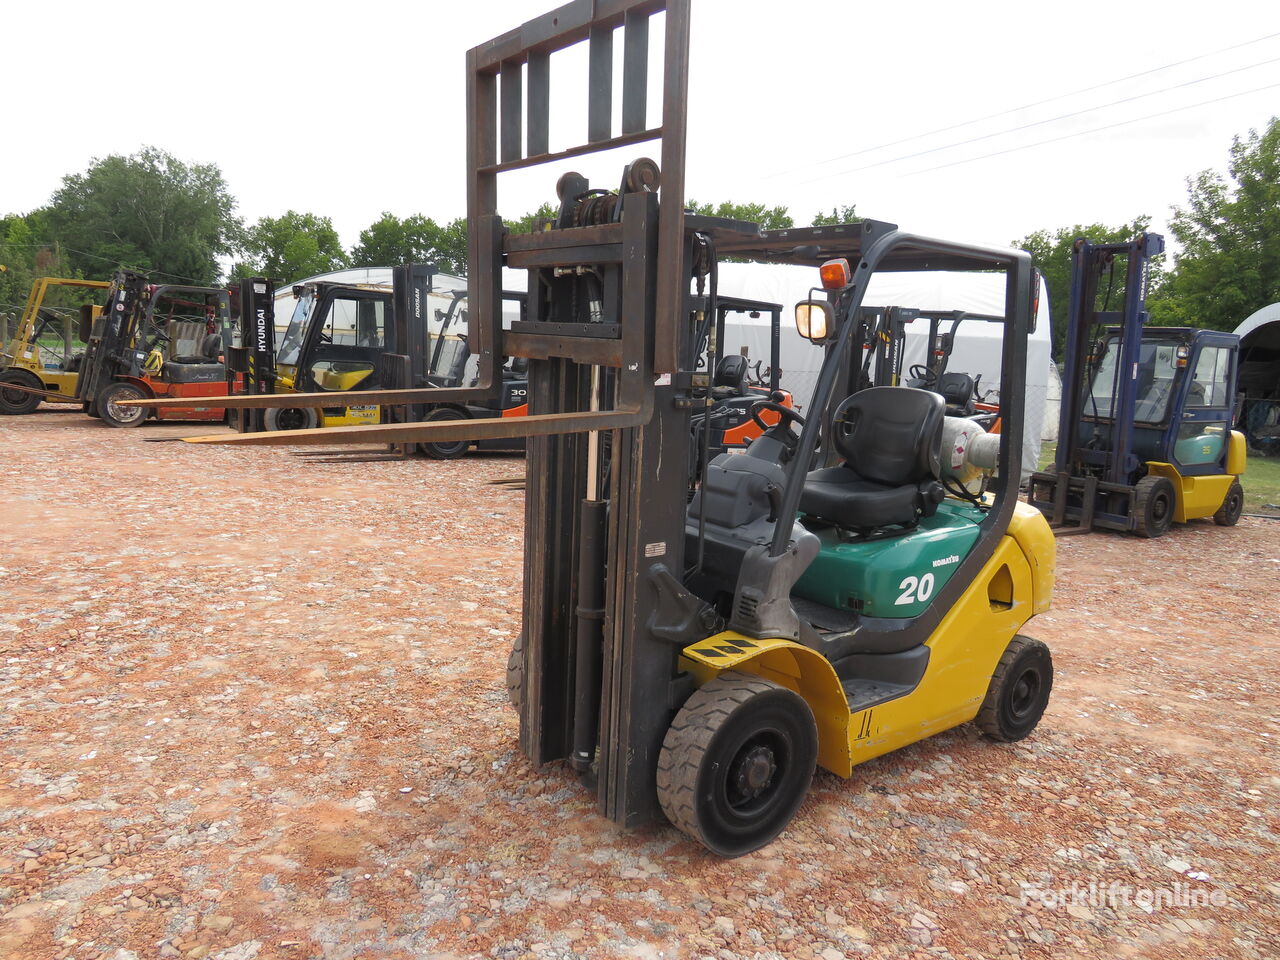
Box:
[6,1,1279,255]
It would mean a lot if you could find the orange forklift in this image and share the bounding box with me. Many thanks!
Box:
[76,270,235,427]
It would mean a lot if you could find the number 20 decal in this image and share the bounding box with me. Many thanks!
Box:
[895,572,935,606]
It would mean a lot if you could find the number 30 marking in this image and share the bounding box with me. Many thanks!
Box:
[895,572,935,606]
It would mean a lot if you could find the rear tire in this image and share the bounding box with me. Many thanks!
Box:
[1133,475,1176,538]
[657,671,817,857]
[976,636,1053,743]
[419,407,471,460]
[264,406,319,431]
[1213,479,1244,526]
[0,371,43,415]
[96,382,149,428]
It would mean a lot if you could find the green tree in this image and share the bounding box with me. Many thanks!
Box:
[1013,218,1155,359]
[46,147,240,284]
[810,205,859,226]
[1156,116,1280,328]
[688,200,793,230]
[349,212,468,274]
[237,211,347,283]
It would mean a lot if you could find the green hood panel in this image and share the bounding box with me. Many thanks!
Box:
[793,501,984,618]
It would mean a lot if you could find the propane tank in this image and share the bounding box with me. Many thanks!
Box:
[940,416,1000,491]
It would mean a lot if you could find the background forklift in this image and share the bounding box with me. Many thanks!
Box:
[1028,233,1246,536]
[0,277,110,414]
[75,271,234,428]
[174,0,1057,856]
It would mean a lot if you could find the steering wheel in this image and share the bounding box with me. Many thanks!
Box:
[149,329,171,343]
[751,399,805,434]
[909,363,935,384]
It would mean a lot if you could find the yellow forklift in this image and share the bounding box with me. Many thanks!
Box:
[1028,234,1246,536]
[0,277,110,414]
[124,0,1056,856]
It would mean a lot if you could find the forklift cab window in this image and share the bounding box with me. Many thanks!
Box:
[277,293,313,367]
[1087,337,1179,422]
[324,297,386,348]
[1187,345,1231,407]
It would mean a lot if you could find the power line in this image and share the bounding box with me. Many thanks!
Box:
[0,240,212,285]
[902,80,1280,178]
[768,29,1280,180]
[798,54,1280,186]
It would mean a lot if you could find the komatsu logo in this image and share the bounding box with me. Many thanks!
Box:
[932,555,960,568]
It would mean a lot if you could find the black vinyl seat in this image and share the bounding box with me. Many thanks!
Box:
[800,386,946,531]
[710,354,749,399]
[938,372,977,416]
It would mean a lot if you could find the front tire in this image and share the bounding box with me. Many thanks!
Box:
[0,371,44,415]
[96,382,149,428]
[264,406,319,431]
[657,671,817,857]
[976,636,1053,743]
[1133,475,1176,538]
[1213,480,1244,526]
[419,406,471,460]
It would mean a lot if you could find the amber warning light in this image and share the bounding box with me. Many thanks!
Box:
[819,258,851,290]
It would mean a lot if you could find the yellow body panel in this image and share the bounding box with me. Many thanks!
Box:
[1226,431,1247,476]
[315,367,373,391]
[1145,462,1236,522]
[322,404,381,427]
[680,505,1053,778]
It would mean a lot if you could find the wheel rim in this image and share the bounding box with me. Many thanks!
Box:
[107,393,144,423]
[2,385,26,404]
[709,723,795,832]
[1007,668,1041,720]
[426,411,468,455]
[278,408,308,430]
[1151,493,1170,523]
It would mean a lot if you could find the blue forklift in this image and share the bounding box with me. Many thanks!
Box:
[1028,233,1246,537]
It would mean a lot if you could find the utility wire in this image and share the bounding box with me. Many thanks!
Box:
[902,80,1280,177]
[0,240,213,285]
[769,29,1280,179]
[798,54,1280,185]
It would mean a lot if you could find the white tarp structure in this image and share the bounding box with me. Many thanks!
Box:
[711,262,1054,475]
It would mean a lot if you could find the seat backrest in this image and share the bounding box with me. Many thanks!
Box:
[938,372,974,407]
[833,386,944,486]
[201,333,222,360]
[713,354,748,392]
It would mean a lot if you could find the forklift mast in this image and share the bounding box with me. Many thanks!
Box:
[1055,232,1165,485]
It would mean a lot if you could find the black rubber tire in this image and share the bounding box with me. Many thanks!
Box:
[264,406,319,431]
[419,407,471,460]
[1213,480,1244,526]
[1133,475,1176,538]
[506,633,524,713]
[96,382,149,428]
[976,636,1053,743]
[0,371,44,415]
[657,671,817,857]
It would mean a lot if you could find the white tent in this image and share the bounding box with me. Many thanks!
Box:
[712,262,1053,475]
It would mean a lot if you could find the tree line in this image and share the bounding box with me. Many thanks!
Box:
[3,117,1277,357]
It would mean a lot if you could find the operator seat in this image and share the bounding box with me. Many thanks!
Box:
[711,354,749,399]
[937,372,977,417]
[800,386,946,532]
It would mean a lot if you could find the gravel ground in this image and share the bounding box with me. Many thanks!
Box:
[1,409,1278,960]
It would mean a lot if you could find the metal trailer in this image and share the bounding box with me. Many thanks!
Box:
[1027,234,1246,536]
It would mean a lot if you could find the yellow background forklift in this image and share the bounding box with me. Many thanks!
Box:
[0,277,110,414]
